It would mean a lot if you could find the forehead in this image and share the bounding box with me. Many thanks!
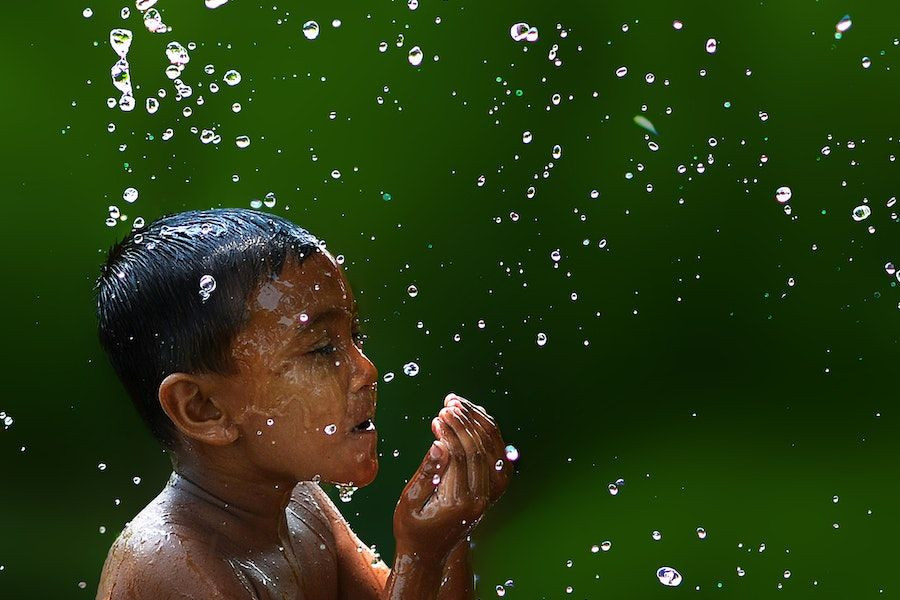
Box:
[251,250,355,319]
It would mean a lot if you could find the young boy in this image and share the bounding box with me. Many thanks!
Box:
[94,208,511,599]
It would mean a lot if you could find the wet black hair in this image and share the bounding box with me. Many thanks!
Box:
[95,208,321,451]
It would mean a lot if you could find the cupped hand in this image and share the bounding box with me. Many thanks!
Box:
[392,394,512,563]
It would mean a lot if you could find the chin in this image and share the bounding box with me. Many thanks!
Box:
[355,456,379,487]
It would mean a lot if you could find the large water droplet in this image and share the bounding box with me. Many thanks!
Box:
[199,275,216,302]
[656,567,682,587]
[224,69,241,86]
[705,38,717,54]
[852,205,871,221]
[109,29,133,58]
[303,21,320,40]
[408,46,423,66]
[324,423,337,435]
[403,362,420,376]
[235,135,251,148]
[510,22,530,42]
[205,0,229,8]
[536,332,548,346]
[775,186,792,203]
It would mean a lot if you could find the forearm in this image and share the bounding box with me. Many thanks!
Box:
[436,539,474,600]
[384,547,446,600]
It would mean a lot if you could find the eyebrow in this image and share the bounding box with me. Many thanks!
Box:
[295,304,359,335]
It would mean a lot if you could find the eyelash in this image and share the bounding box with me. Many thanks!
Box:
[311,330,367,356]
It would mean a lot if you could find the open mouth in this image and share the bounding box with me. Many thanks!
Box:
[351,418,376,433]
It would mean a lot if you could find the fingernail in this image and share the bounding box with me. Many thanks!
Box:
[449,399,463,408]
[429,442,442,460]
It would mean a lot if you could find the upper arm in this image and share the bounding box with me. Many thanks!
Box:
[96,530,249,600]
[302,483,390,600]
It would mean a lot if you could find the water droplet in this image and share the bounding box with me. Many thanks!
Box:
[266,418,274,426]
[403,362,420,376]
[552,144,562,159]
[536,332,548,346]
[608,483,619,496]
[432,473,441,485]
[705,38,717,53]
[324,423,337,435]
[335,483,358,502]
[224,69,242,86]
[600,540,611,552]
[303,21,320,40]
[136,0,158,10]
[110,29,133,58]
[98,463,107,471]
[263,192,277,208]
[143,8,165,33]
[852,205,871,221]
[673,20,683,30]
[408,0,419,10]
[132,476,141,485]
[165,41,189,66]
[550,249,562,262]
[407,284,418,298]
[205,0,229,8]
[83,7,93,18]
[495,585,506,597]
[656,567,682,587]
[383,372,395,383]
[775,186,792,203]
[651,530,662,541]
[591,544,600,553]
[525,27,539,42]
[504,444,519,461]
[408,46,423,66]
[836,15,852,35]
[199,275,216,302]
[697,527,707,539]
[235,135,251,148]
[477,175,486,187]
[615,66,628,77]
[123,187,139,203]
[783,570,791,579]
[522,131,533,144]
[510,22,530,42]
[633,115,657,135]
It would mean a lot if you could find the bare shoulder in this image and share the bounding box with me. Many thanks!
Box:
[96,506,249,600]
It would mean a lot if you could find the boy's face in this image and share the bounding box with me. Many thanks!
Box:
[214,249,379,487]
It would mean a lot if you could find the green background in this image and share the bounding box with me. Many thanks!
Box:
[2,0,899,597]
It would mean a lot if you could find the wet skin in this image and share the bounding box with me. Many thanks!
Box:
[96,249,511,600]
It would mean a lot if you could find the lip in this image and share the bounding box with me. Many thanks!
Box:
[350,417,376,434]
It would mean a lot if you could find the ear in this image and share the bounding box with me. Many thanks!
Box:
[158,373,239,446]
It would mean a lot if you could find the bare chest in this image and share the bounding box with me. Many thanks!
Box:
[227,496,339,600]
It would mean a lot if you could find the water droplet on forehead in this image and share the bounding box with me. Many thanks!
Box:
[324,424,337,435]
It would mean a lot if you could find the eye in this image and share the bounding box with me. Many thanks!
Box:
[311,341,337,356]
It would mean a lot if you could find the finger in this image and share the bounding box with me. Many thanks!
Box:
[443,407,487,499]
[453,409,489,500]
[437,408,469,501]
[446,393,496,427]
[404,433,448,509]
[451,398,503,459]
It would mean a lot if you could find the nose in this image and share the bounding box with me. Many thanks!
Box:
[349,342,378,393]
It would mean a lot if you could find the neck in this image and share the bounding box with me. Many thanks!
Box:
[169,451,297,542]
